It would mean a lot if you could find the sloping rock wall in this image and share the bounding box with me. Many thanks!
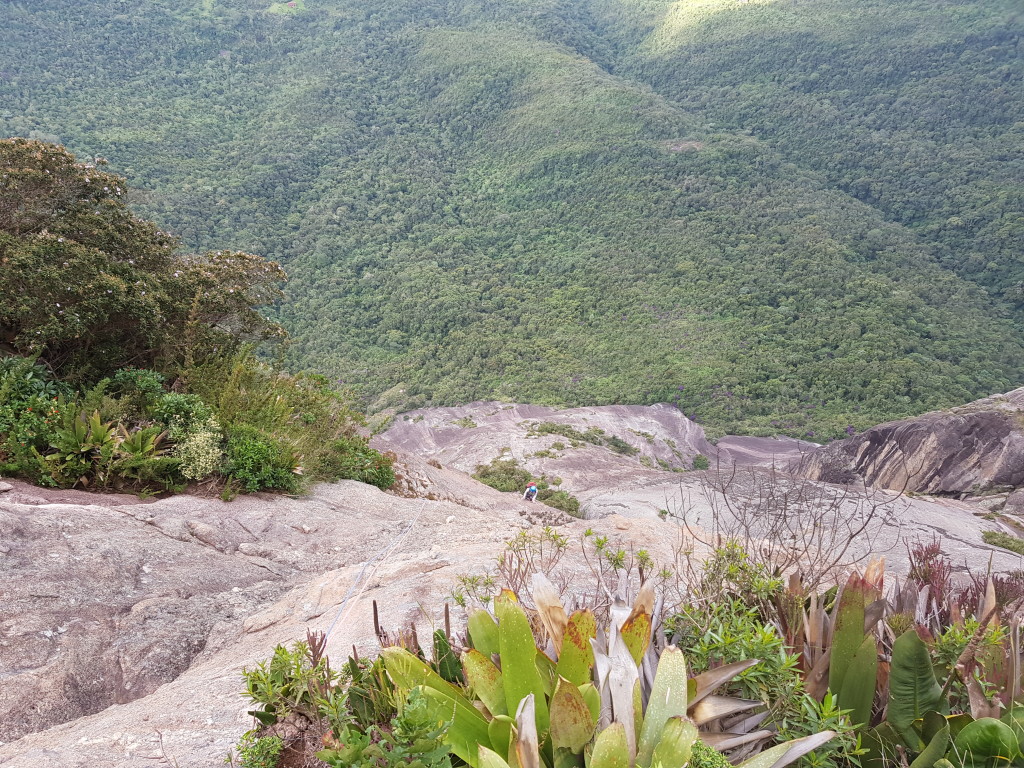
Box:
[795,387,1024,494]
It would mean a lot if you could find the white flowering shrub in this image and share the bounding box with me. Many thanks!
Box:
[171,416,224,481]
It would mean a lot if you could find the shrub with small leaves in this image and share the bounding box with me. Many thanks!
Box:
[152,392,213,432]
[318,688,452,768]
[535,487,581,516]
[313,434,395,490]
[170,417,224,482]
[473,457,533,492]
[233,732,283,768]
[225,425,300,493]
[110,366,165,402]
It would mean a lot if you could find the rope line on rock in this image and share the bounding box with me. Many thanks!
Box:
[324,498,428,641]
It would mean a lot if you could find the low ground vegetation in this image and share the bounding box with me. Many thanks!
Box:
[235,531,1024,768]
[0,355,394,495]
[472,456,581,516]
[983,530,1024,556]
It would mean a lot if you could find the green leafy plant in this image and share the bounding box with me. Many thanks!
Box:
[381,581,835,768]
[314,435,395,490]
[111,423,181,490]
[667,599,863,768]
[44,409,119,487]
[152,392,214,433]
[473,457,533,493]
[241,639,342,728]
[170,417,224,482]
[231,733,283,768]
[225,425,301,494]
[318,688,453,768]
[473,457,580,514]
[344,655,399,733]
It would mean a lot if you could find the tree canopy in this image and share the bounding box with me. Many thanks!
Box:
[0,138,285,380]
[1,0,1021,437]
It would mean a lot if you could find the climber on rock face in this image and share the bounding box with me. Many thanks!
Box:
[523,481,538,502]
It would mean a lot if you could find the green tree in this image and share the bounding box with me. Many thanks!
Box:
[0,138,285,381]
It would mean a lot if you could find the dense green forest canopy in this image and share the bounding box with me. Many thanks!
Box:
[1,0,1021,438]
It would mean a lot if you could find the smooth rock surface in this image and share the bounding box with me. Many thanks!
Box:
[0,479,675,767]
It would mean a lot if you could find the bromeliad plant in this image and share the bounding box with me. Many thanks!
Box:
[767,554,1024,767]
[378,576,834,768]
[44,409,120,487]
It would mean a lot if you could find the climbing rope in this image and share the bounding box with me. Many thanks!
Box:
[324,498,428,641]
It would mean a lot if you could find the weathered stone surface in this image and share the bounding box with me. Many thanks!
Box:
[0,499,289,744]
[1005,488,1024,516]
[0,482,13,492]
[2,401,1023,766]
[794,387,1024,495]
[0,479,675,767]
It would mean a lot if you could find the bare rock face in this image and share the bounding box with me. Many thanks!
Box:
[375,402,809,516]
[794,387,1024,495]
[0,496,286,743]
[0,477,677,768]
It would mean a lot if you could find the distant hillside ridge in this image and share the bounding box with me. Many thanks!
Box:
[2,0,1021,438]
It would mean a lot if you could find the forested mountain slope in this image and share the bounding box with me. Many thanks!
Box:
[1,0,1021,438]
[593,0,1024,304]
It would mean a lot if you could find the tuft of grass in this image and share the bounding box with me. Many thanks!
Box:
[983,530,1024,556]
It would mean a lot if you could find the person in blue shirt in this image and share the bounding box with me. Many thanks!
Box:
[523,482,538,502]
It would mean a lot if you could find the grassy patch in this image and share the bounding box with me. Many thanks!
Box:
[528,422,639,456]
[472,456,582,517]
[982,530,1024,556]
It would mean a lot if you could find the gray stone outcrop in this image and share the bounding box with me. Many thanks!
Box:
[794,387,1024,495]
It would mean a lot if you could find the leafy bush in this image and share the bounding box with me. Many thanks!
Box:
[318,688,452,768]
[473,456,581,514]
[692,454,710,470]
[667,599,802,705]
[689,740,731,768]
[0,395,64,481]
[0,358,67,478]
[44,409,120,488]
[242,639,343,728]
[535,488,581,516]
[473,457,533,493]
[224,425,300,494]
[314,435,395,490]
[932,618,1008,713]
[0,357,68,400]
[109,367,165,415]
[233,733,283,768]
[169,417,223,482]
[152,392,213,431]
[0,140,287,381]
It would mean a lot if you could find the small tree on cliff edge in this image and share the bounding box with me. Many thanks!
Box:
[0,138,286,381]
